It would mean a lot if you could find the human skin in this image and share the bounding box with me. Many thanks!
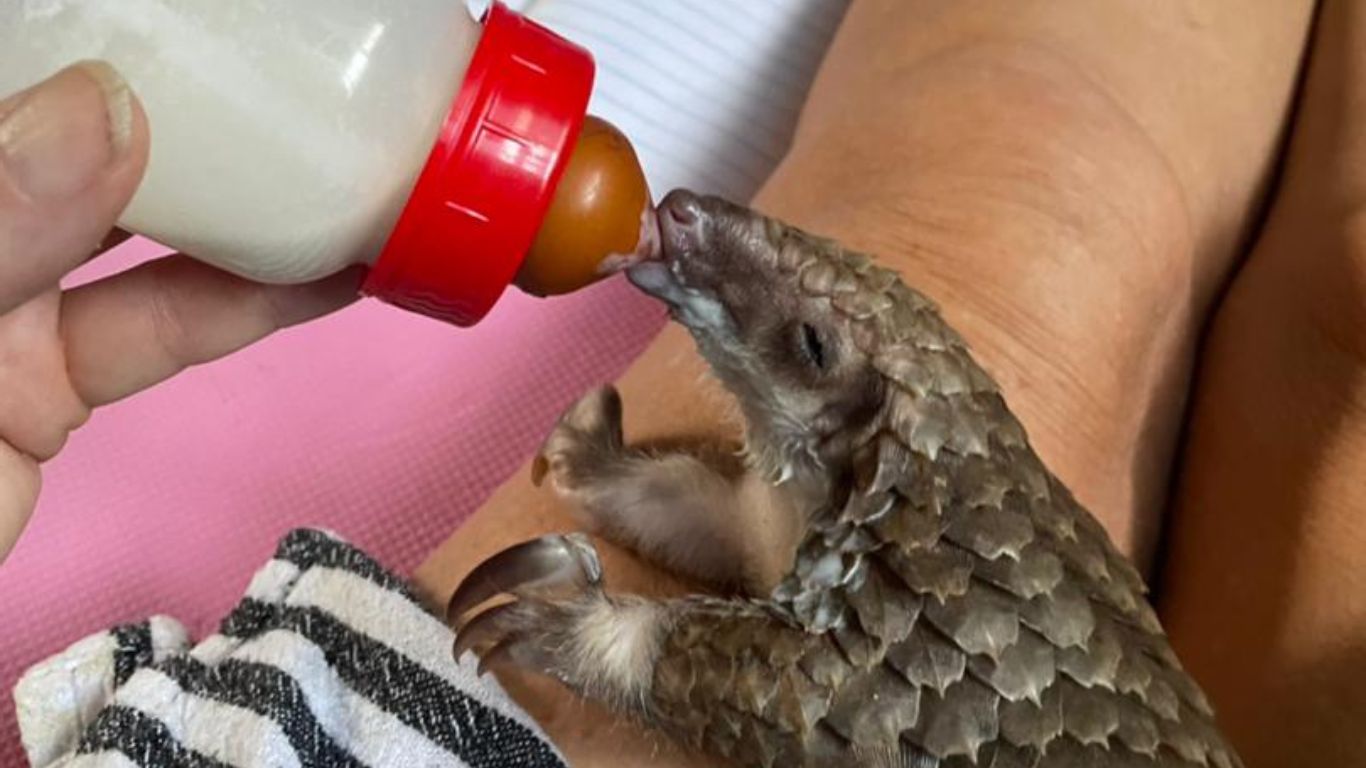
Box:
[411,1,1323,766]
[1160,2,1366,765]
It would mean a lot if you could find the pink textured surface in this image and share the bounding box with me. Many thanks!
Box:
[0,237,666,765]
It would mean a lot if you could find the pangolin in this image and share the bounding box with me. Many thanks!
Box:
[446,190,1239,768]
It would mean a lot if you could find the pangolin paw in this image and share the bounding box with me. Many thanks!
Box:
[532,385,624,501]
[447,534,606,679]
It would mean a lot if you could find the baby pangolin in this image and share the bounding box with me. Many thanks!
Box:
[446,190,1239,768]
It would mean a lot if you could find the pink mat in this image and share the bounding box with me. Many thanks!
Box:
[0,237,666,765]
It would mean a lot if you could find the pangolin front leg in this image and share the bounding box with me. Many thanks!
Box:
[447,533,671,712]
[448,534,929,768]
[532,385,802,594]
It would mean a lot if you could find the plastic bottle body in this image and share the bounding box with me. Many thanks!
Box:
[0,0,482,283]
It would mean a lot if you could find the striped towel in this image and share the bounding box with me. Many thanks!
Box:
[14,529,563,768]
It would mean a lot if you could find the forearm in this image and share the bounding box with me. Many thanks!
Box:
[1159,2,1366,763]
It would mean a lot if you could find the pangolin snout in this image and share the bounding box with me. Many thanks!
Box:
[628,190,739,333]
[661,188,702,226]
[630,190,707,300]
[658,189,707,261]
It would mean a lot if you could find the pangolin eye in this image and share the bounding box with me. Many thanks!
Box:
[797,322,828,370]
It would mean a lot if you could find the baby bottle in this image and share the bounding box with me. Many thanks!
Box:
[0,1,655,325]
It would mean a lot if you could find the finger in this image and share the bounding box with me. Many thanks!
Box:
[0,290,91,463]
[0,441,40,564]
[60,256,365,407]
[0,61,149,313]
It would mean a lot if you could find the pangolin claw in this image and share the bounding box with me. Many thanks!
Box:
[448,533,607,676]
[452,602,524,659]
[446,533,603,628]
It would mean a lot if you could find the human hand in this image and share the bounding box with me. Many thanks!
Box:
[0,62,362,562]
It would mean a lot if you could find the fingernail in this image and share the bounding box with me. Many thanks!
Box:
[0,60,133,202]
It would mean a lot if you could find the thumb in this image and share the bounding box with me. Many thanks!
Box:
[0,60,150,312]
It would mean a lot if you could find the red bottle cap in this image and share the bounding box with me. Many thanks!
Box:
[362,1,594,326]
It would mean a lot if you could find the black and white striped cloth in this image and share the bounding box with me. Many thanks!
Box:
[15,529,565,768]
